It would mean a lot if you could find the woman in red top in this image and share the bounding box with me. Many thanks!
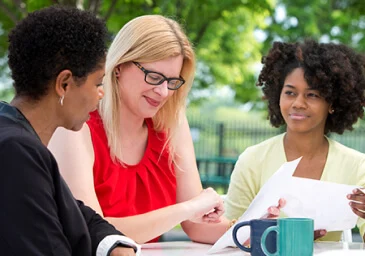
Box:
[49,15,283,244]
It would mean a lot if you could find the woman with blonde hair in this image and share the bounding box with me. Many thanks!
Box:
[50,15,281,244]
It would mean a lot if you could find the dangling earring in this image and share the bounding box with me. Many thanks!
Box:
[59,95,64,106]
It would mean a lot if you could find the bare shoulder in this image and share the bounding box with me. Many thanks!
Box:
[49,123,93,152]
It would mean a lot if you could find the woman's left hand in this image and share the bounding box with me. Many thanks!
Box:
[263,198,286,219]
[347,188,365,218]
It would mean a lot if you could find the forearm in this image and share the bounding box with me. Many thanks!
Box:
[106,202,193,244]
[181,216,230,244]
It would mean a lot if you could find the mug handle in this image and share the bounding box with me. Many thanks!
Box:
[232,221,251,252]
[261,226,278,256]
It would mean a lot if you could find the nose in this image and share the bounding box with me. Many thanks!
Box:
[292,94,307,109]
[153,80,169,98]
[98,86,104,100]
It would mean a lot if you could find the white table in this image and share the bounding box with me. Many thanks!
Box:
[141,241,365,256]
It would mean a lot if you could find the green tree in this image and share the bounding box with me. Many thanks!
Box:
[262,0,365,53]
[0,0,273,102]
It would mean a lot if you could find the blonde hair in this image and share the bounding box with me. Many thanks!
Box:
[99,15,195,166]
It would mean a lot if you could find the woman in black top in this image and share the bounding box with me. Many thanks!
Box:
[0,6,140,256]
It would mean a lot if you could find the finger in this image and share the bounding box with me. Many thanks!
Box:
[347,194,365,202]
[278,198,286,208]
[349,201,365,211]
[201,215,221,223]
[204,212,220,220]
[352,188,365,195]
[314,229,327,240]
[267,206,280,216]
[350,205,365,219]
[243,238,250,247]
[214,204,225,215]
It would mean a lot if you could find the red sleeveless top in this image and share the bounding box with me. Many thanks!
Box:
[87,111,177,242]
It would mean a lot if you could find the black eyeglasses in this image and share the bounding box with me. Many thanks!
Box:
[133,62,185,90]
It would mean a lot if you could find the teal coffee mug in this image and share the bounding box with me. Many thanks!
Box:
[261,218,314,256]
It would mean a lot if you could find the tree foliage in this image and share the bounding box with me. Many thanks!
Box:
[263,0,365,53]
[0,0,365,104]
[0,0,273,103]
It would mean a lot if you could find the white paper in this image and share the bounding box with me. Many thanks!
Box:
[208,157,359,254]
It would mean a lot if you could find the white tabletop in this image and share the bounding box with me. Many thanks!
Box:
[141,241,365,256]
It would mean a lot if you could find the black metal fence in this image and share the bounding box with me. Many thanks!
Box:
[188,115,365,192]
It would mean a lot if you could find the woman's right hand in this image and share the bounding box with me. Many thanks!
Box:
[314,229,327,240]
[185,187,224,224]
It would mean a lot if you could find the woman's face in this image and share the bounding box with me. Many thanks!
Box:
[117,55,183,119]
[279,68,331,135]
[62,65,105,131]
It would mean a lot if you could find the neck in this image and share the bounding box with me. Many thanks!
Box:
[284,130,328,159]
[119,105,147,139]
[11,97,58,147]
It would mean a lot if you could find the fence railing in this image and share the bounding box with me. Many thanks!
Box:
[189,116,365,192]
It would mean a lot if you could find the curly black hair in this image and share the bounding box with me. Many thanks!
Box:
[8,5,108,100]
[257,39,365,134]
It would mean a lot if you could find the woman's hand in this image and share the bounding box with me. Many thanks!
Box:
[185,187,224,224]
[242,198,286,247]
[109,247,136,256]
[262,198,286,219]
[263,198,327,240]
[314,229,327,240]
[347,188,365,218]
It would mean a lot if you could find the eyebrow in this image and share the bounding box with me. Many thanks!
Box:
[283,84,317,91]
[283,84,295,89]
[143,65,179,78]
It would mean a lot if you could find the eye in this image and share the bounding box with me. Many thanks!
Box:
[307,92,320,98]
[168,79,180,86]
[284,90,295,96]
[147,73,163,82]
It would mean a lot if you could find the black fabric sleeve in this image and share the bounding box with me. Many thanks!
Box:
[0,138,72,255]
[0,135,127,256]
[76,200,124,254]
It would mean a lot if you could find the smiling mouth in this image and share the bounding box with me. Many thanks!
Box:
[289,113,308,120]
[145,96,160,107]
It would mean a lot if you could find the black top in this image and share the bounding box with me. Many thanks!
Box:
[0,102,123,255]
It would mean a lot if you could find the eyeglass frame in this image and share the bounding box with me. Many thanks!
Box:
[132,61,185,90]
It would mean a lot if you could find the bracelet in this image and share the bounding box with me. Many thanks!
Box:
[227,219,237,231]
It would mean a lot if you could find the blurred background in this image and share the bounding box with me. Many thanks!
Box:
[1,0,364,241]
[1,0,364,191]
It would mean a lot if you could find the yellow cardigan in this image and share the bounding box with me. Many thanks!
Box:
[225,133,365,241]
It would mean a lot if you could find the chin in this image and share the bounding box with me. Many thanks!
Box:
[70,124,84,132]
[68,120,86,132]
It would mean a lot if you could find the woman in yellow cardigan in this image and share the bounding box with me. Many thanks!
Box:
[225,39,365,241]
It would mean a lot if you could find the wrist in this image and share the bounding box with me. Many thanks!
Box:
[227,219,237,231]
[180,200,195,220]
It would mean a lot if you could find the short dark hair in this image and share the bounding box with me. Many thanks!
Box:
[8,5,108,100]
[257,39,365,134]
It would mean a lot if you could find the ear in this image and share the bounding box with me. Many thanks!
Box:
[328,104,334,114]
[54,70,73,97]
[114,65,121,78]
